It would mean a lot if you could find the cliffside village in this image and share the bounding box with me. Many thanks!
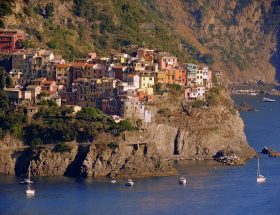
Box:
[1,29,214,124]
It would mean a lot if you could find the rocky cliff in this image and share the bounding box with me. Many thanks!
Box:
[0,90,256,178]
[0,138,175,178]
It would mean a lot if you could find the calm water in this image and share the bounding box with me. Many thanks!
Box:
[0,95,280,215]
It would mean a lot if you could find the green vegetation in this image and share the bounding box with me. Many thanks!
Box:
[191,100,207,108]
[167,84,183,92]
[31,137,42,148]
[111,119,135,133]
[158,108,171,117]
[0,0,15,27]
[107,142,118,150]
[181,40,214,65]
[0,91,26,139]
[53,143,72,153]
[14,0,189,61]
[22,106,134,146]
[206,86,223,106]
[0,67,5,89]
[0,67,13,88]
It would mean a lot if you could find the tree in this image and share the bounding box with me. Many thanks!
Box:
[45,2,54,19]
[0,90,9,111]
[5,76,13,87]
[76,107,102,121]
[31,137,43,147]
[0,68,5,89]
[117,119,134,132]
[53,143,71,153]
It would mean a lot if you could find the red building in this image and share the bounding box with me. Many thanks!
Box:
[0,29,26,53]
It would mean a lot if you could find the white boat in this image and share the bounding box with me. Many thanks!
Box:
[125,179,134,186]
[249,92,257,96]
[110,179,117,184]
[26,185,35,195]
[179,177,187,185]
[20,165,33,185]
[257,158,266,184]
[261,97,276,102]
[20,179,33,184]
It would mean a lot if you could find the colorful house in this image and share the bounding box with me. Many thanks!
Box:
[0,29,26,53]
[185,86,206,101]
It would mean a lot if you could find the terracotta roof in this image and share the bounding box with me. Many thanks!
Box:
[113,66,126,70]
[84,64,95,67]
[56,64,72,69]
[127,73,137,78]
[42,80,56,85]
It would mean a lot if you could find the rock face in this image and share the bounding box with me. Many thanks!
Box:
[127,106,255,161]
[82,143,174,178]
[0,141,175,178]
[0,92,256,178]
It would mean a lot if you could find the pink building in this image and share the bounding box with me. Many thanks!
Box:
[0,29,25,53]
[157,52,178,70]
[41,80,58,95]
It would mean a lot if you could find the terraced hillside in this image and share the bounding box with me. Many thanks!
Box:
[1,0,280,83]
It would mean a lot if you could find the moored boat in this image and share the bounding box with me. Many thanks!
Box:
[20,164,33,185]
[125,179,134,186]
[179,177,187,185]
[110,179,117,184]
[257,158,266,184]
[261,97,276,102]
[26,185,35,196]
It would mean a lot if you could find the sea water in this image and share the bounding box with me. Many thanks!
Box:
[0,95,279,215]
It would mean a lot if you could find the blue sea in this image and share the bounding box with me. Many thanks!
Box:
[0,95,280,215]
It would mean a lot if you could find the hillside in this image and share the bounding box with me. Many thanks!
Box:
[1,0,280,83]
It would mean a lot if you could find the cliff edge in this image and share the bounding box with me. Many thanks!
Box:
[0,89,256,178]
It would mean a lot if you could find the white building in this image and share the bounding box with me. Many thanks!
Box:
[185,86,206,101]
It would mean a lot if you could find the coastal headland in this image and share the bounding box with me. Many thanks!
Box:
[0,88,256,178]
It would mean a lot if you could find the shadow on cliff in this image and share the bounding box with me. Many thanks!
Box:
[12,149,34,176]
[64,145,90,177]
[270,30,280,84]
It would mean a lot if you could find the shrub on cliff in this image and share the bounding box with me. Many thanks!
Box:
[76,107,103,121]
[207,86,223,106]
[53,143,72,153]
[116,119,134,132]
[31,137,43,148]
[157,108,171,117]
[191,100,207,108]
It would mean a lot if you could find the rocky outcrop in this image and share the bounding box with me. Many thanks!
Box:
[0,141,175,178]
[124,106,255,162]
[82,143,174,178]
[0,91,256,177]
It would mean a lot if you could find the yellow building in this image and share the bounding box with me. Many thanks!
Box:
[56,64,72,85]
[155,71,165,84]
[139,71,155,95]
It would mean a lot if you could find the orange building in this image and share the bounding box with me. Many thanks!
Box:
[162,68,187,86]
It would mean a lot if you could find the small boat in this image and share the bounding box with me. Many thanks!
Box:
[125,179,134,186]
[249,92,257,96]
[20,165,33,185]
[20,179,33,185]
[26,185,35,196]
[261,97,276,102]
[178,177,187,185]
[257,158,266,184]
[110,179,117,184]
